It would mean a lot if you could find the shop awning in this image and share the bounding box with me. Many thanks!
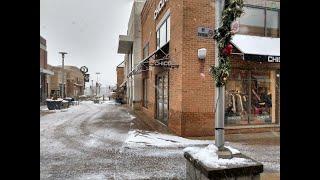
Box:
[40,68,54,75]
[119,79,127,88]
[231,34,280,63]
[117,35,133,54]
[127,42,178,77]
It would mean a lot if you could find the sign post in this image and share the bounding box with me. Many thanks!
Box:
[80,66,88,95]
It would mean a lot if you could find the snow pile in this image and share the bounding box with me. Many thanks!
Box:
[125,130,213,148]
[46,98,63,101]
[183,144,255,169]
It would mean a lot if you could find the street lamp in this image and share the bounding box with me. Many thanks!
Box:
[96,72,100,96]
[59,52,68,98]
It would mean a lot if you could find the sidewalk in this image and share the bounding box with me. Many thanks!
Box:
[130,107,280,179]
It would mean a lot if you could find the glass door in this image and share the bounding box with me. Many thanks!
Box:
[156,72,169,124]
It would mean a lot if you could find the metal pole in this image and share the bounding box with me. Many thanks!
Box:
[215,0,225,150]
[59,52,68,98]
[91,80,94,96]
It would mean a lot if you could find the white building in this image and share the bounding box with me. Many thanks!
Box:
[117,0,146,109]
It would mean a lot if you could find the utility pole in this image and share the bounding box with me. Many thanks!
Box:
[215,0,226,151]
[59,52,68,98]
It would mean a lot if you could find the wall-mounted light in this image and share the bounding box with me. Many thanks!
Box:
[198,48,207,60]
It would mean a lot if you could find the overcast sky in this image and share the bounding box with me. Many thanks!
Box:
[40,0,134,87]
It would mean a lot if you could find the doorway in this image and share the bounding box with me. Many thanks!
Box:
[156,72,169,125]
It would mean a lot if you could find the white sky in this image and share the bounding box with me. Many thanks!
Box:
[40,0,134,87]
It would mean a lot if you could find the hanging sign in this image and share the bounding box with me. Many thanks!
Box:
[80,66,88,74]
[231,21,240,34]
[84,74,90,82]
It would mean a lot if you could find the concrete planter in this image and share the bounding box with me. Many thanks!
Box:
[46,99,63,110]
[184,152,263,180]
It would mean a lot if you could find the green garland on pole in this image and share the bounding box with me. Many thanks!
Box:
[210,0,244,87]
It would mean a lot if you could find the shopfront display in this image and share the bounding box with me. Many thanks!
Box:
[225,68,279,126]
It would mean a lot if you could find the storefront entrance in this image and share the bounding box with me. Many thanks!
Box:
[156,72,169,125]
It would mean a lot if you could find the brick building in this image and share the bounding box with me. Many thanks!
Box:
[64,66,85,98]
[120,0,280,137]
[47,65,84,98]
[40,36,54,103]
[116,61,125,89]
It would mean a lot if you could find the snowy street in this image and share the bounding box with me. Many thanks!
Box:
[40,101,279,179]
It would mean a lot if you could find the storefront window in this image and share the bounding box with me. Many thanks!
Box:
[239,6,265,36]
[225,69,280,126]
[266,10,280,37]
[238,5,280,38]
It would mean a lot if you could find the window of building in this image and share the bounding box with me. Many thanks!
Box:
[143,78,148,108]
[225,69,280,126]
[266,10,280,37]
[156,16,170,49]
[238,5,280,38]
[143,43,149,59]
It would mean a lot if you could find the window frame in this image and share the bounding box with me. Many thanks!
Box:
[240,4,280,37]
[156,15,171,49]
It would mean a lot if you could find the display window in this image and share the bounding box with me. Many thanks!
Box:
[225,68,280,126]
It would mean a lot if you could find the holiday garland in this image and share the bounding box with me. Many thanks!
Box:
[210,0,244,87]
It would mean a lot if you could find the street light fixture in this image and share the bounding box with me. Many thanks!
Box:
[59,52,68,98]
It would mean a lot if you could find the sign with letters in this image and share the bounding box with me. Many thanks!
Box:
[197,27,214,38]
[243,54,280,63]
[154,0,169,20]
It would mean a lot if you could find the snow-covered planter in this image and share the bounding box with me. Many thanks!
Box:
[61,100,70,109]
[183,144,263,179]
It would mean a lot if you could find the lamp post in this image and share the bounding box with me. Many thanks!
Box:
[215,0,226,151]
[59,52,68,98]
[91,80,94,96]
[96,72,100,96]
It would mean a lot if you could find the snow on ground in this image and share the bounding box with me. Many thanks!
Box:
[183,144,256,169]
[124,130,213,148]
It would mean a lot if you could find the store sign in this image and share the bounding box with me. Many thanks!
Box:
[268,56,280,63]
[244,54,280,63]
[84,74,90,82]
[154,0,169,20]
[197,27,214,38]
[151,60,179,68]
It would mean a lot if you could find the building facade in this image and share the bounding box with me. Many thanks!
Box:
[117,0,146,109]
[40,36,54,103]
[120,0,280,137]
[64,66,85,98]
[47,65,84,98]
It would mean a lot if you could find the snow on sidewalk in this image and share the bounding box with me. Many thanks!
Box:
[124,130,213,148]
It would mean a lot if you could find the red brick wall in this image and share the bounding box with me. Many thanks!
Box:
[140,0,280,137]
[40,48,47,69]
[40,36,47,69]
[180,0,215,137]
